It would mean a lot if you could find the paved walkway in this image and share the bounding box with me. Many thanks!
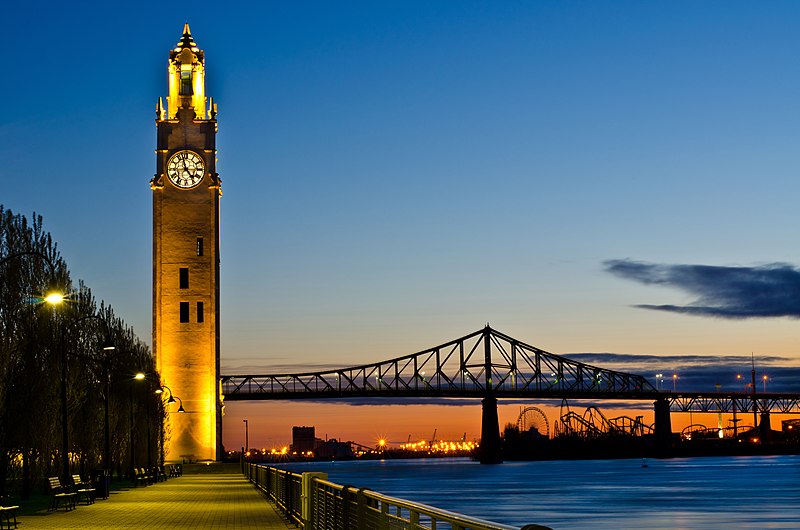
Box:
[17,474,293,529]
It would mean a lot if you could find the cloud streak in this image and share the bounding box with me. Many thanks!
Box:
[605,259,800,319]
[568,352,800,392]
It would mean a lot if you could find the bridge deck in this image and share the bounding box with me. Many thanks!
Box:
[17,472,292,529]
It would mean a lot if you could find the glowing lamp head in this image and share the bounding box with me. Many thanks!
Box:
[44,291,64,305]
[134,372,146,381]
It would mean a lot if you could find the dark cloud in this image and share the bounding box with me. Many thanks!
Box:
[605,259,800,318]
[567,353,800,393]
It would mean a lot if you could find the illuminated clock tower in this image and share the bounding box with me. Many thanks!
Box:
[151,24,221,462]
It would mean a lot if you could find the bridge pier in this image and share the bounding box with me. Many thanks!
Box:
[479,394,502,464]
[653,397,673,455]
[759,412,771,442]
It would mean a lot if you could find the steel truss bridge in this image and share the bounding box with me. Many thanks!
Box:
[667,394,800,415]
[221,326,656,400]
[220,326,800,462]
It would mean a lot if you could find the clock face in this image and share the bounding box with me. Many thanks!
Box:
[167,150,205,188]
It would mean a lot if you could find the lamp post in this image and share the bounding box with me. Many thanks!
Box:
[672,374,678,392]
[2,252,69,481]
[243,419,249,460]
[154,384,185,465]
[63,314,115,482]
[751,354,758,433]
[129,372,145,480]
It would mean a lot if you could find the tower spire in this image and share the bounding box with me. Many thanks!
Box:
[167,23,206,119]
[175,23,198,52]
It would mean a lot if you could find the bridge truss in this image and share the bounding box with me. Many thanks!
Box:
[668,394,800,414]
[221,326,657,401]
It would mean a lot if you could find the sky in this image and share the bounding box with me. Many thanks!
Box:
[4,1,800,450]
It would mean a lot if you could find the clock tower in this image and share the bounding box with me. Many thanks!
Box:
[151,24,221,462]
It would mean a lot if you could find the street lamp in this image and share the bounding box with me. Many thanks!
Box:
[3,251,70,479]
[129,372,146,481]
[672,374,678,392]
[100,340,116,478]
[243,419,249,460]
[655,373,663,391]
[154,385,185,465]
[64,313,116,482]
[763,375,768,393]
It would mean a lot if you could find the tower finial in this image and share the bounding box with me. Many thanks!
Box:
[174,23,198,51]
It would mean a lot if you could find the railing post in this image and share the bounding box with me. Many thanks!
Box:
[302,472,327,529]
[380,499,389,530]
[357,489,367,530]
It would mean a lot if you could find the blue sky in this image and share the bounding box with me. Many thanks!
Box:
[4,1,800,445]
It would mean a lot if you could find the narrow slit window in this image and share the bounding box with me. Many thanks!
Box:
[196,237,204,256]
[197,301,204,323]
[179,268,189,289]
[179,302,189,323]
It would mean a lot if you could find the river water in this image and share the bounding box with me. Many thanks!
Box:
[278,455,800,529]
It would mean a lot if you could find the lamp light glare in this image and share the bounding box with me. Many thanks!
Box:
[44,292,64,305]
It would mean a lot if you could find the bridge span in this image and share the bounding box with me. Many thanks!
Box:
[220,326,799,462]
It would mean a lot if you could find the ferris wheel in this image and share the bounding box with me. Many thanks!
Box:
[515,406,550,438]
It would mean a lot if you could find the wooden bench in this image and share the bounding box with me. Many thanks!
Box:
[47,476,77,512]
[155,466,168,482]
[71,474,96,505]
[0,504,19,529]
[133,468,150,487]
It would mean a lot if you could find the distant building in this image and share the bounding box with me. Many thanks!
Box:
[292,426,316,453]
[782,419,800,440]
[315,438,355,459]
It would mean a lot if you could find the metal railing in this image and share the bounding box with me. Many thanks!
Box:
[246,463,551,530]
[247,463,303,524]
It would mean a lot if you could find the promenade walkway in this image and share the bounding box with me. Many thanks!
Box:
[17,473,293,529]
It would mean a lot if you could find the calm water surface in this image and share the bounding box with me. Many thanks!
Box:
[280,455,800,529]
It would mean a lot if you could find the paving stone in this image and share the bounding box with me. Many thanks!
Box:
[17,474,293,529]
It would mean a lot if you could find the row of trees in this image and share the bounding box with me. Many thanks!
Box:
[0,206,164,498]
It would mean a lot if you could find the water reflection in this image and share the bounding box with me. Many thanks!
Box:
[280,455,800,529]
